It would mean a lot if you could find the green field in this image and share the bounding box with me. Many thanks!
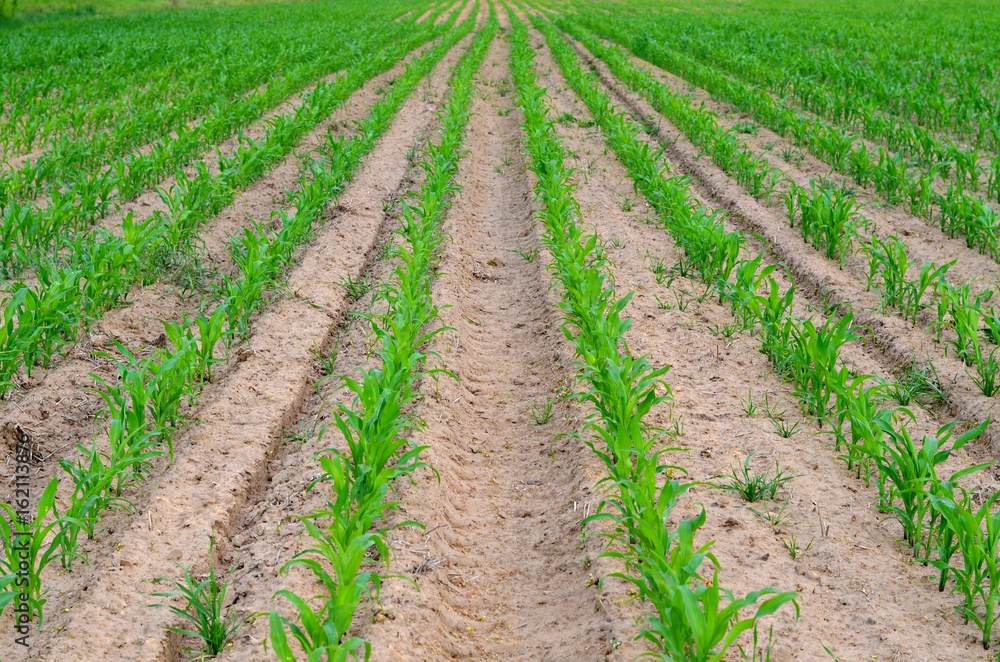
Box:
[3,0,1000,660]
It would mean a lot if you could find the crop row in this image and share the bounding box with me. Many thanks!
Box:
[565,13,1000,264]
[614,6,1000,174]
[509,7,799,660]
[582,0,1000,152]
[0,7,473,639]
[530,4,1000,652]
[0,0,439,159]
[0,10,442,243]
[555,21,1000,398]
[0,10,473,399]
[268,14,496,661]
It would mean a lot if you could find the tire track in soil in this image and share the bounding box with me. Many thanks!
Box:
[558,29,1000,456]
[3,28,480,662]
[519,13,992,662]
[359,24,614,662]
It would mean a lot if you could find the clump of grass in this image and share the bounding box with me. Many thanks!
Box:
[886,361,947,406]
[279,416,320,445]
[340,273,372,302]
[764,395,802,438]
[717,450,797,502]
[748,493,797,527]
[782,534,812,560]
[148,538,253,657]
[528,396,556,425]
[738,388,761,417]
[511,247,539,262]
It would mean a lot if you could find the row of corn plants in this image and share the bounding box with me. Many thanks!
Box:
[0,14,446,273]
[0,1,438,206]
[528,5,1000,654]
[552,19,1000,401]
[0,0,446,159]
[508,8,799,659]
[267,14,496,662]
[590,7,1000,197]
[0,11,471,637]
[0,307,226,626]
[559,0,1000,157]
[562,13,1000,264]
[0,11,472,400]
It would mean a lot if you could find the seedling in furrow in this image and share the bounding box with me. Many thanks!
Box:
[716,450,797,503]
[884,361,948,407]
[528,396,557,425]
[149,538,253,657]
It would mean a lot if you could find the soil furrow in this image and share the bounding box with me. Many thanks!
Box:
[359,25,613,662]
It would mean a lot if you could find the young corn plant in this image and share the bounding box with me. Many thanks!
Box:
[931,490,1000,649]
[784,181,864,265]
[858,419,989,559]
[0,479,70,627]
[862,235,952,324]
[511,11,799,661]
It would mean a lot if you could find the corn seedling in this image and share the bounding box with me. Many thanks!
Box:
[0,479,69,627]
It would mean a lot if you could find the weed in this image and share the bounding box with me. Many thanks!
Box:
[340,273,372,302]
[529,396,556,425]
[738,388,762,417]
[149,538,252,657]
[782,534,813,559]
[717,451,797,502]
[511,247,539,262]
